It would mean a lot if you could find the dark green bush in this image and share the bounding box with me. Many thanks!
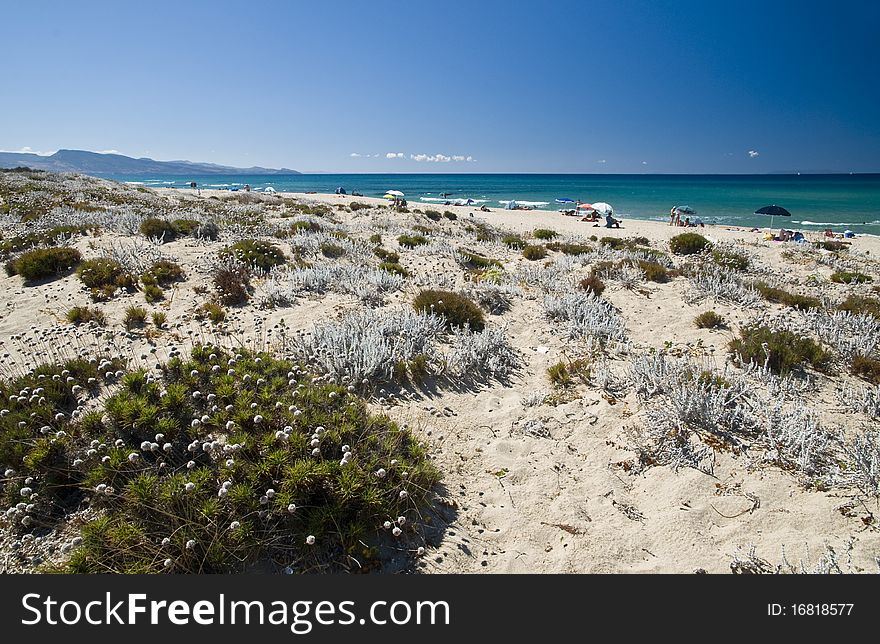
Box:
[219,240,285,272]
[838,295,880,319]
[851,355,880,384]
[369,233,382,245]
[546,242,592,255]
[77,258,136,297]
[458,248,502,270]
[143,260,185,286]
[66,306,107,326]
[753,281,820,310]
[636,260,671,283]
[139,218,177,241]
[397,234,428,248]
[814,240,849,252]
[373,247,400,263]
[502,234,526,250]
[170,219,200,236]
[413,289,485,331]
[1,347,439,573]
[378,262,409,277]
[522,245,547,261]
[533,229,558,240]
[320,243,346,258]
[425,210,441,221]
[831,271,872,284]
[711,249,749,271]
[443,211,457,220]
[669,233,711,255]
[349,202,369,211]
[9,247,81,281]
[729,325,829,374]
[123,306,147,329]
[694,311,725,329]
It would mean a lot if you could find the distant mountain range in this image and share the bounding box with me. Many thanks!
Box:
[0,149,299,175]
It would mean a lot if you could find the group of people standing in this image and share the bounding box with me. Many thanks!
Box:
[669,207,704,228]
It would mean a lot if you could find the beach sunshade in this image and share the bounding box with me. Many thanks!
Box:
[555,198,575,204]
[576,203,593,210]
[590,202,614,216]
[382,194,396,200]
[755,204,792,231]
[264,186,276,193]
[386,190,405,197]
[674,205,695,215]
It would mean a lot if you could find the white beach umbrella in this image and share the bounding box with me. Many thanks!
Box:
[590,202,614,216]
[264,186,277,193]
[386,190,405,197]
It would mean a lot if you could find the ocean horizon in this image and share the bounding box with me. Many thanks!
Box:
[111,172,880,235]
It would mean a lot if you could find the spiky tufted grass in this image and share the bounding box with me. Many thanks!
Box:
[694,310,725,329]
[66,306,107,326]
[77,257,136,300]
[1,347,440,573]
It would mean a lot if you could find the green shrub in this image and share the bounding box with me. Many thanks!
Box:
[838,295,880,319]
[77,258,136,297]
[547,358,591,387]
[413,289,485,331]
[546,242,592,255]
[373,247,400,263]
[219,240,285,272]
[349,202,369,211]
[66,306,107,326]
[320,243,346,258]
[1,347,439,573]
[397,234,428,248]
[425,210,441,221]
[369,233,382,245]
[694,311,725,329]
[522,245,547,261]
[533,228,558,240]
[578,275,605,296]
[814,240,849,252]
[753,281,820,310]
[458,248,502,270]
[669,233,711,255]
[123,306,147,329]
[139,218,176,241]
[143,260,185,286]
[198,302,226,323]
[502,234,526,250]
[636,260,671,283]
[851,355,880,384]
[142,284,164,302]
[831,271,872,284]
[170,219,200,236]
[9,247,81,281]
[443,211,457,221]
[712,249,750,271]
[378,262,409,277]
[600,237,627,250]
[0,225,92,257]
[151,311,167,328]
[729,325,829,374]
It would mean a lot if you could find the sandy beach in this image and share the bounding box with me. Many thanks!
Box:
[1,172,879,573]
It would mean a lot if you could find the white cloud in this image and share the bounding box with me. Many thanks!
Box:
[597,159,607,164]
[386,152,404,159]
[349,152,362,157]
[410,153,475,163]
[0,146,56,156]
[97,149,120,155]
[641,161,648,165]
[748,150,760,158]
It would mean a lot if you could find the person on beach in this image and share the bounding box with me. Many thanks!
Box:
[605,213,621,228]
[669,207,676,226]
[480,204,491,212]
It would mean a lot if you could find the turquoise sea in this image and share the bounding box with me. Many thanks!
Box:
[111,174,880,235]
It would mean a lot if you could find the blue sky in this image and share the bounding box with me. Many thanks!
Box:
[2,0,879,173]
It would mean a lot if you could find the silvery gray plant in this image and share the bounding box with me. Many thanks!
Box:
[444,324,521,379]
[544,293,628,343]
[836,383,880,420]
[686,265,761,307]
[283,309,445,384]
[256,264,404,308]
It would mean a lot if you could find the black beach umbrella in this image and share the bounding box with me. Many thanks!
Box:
[755,204,791,230]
